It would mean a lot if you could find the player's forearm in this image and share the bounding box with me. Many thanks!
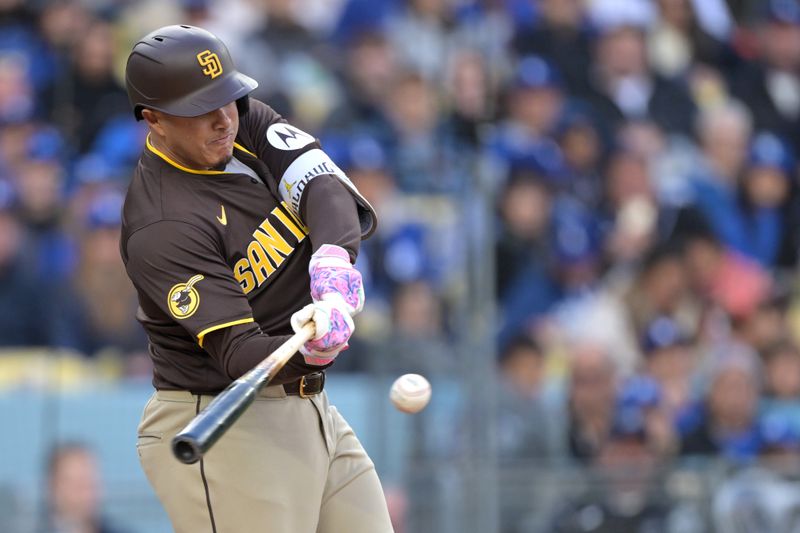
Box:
[301,176,361,261]
[203,322,331,383]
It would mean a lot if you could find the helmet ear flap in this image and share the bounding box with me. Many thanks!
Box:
[236,96,250,115]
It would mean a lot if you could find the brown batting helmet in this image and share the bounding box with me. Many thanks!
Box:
[125,25,258,120]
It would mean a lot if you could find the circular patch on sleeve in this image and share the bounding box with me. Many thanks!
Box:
[266,123,316,151]
[167,274,204,319]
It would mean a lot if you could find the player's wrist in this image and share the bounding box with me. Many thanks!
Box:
[309,244,365,316]
[300,342,348,366]
[308,244,352,272]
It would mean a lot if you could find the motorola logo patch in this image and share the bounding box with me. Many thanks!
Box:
[266,123,315,151]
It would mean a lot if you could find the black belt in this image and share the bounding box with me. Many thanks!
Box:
[186,371,325,398]
[283,371,325,398]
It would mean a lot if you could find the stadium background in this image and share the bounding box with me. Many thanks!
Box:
[2,0,800,531]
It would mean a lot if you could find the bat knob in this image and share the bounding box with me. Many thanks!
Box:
[172,436,202,464]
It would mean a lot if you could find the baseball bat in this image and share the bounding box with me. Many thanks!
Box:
[171,322,316,464]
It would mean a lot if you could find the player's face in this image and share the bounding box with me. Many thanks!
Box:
[146,101,239,170]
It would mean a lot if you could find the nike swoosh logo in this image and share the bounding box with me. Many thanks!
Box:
[216,205,227,226]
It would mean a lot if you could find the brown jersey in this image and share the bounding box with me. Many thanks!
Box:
[121,99,375,392]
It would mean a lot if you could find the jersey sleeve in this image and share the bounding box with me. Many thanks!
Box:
[124,220,255,347]
[301,176,361,260]
[202,322,332,382]
[239,99,377,238]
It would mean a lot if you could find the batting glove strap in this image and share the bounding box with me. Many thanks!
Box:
[309,244,365,316]
[301,342,349,366]
[290,299,355,366]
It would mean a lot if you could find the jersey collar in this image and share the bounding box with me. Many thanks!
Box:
[145,134,256,175]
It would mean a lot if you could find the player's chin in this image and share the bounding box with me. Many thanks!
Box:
[207,146,234,169]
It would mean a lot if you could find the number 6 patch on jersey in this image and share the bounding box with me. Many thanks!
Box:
[168,274,205,319]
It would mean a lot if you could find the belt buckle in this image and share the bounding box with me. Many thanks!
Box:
[298,372,323,398]
[299,374,312,398]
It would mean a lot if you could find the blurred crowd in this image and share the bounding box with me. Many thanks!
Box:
[3,0,800,530]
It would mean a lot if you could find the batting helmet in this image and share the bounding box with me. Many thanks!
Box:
[125,25,258,121]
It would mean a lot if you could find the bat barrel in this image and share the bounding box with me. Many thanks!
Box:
[171,375,264,464]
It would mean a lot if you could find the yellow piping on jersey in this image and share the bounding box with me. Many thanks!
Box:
[233,142,257,158]
[146,134,239,175]
[197,317,255,347]
[146,135,258,174]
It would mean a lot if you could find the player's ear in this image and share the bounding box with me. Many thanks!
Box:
[141,109,166,136]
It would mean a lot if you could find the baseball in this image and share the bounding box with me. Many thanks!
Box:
[390,374,431,414]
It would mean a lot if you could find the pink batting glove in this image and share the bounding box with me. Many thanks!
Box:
[290,297,355,366]
[309,244,365,316]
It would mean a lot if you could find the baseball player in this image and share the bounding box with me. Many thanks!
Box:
[120,25,393,532]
